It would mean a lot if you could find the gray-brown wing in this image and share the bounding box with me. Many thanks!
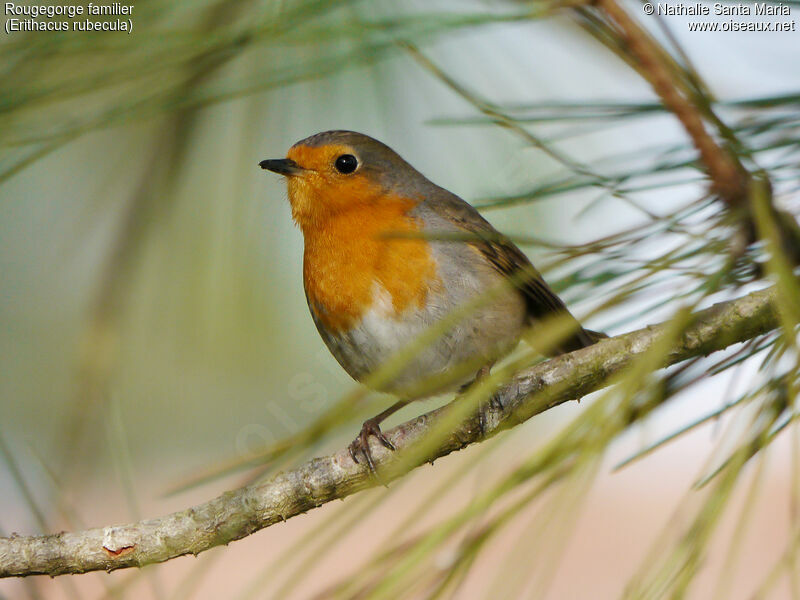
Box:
[422,187,602,354]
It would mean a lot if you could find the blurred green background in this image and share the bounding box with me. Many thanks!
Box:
[2,0,627,489]
[2,0,800,598]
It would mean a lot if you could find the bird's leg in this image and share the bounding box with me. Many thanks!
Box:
[459,362,503,437]
[458,363,493,394]
[349,399,409,473]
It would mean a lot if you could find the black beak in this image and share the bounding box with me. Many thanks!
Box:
[259,158,303,176]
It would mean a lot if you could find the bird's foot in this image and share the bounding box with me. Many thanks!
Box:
[458,363,494,395]
[348,417,396,474]
[489,393,504,412]
[458,364,501,438]
[478,392,504,438]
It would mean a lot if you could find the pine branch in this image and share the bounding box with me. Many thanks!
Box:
[588,0,750,205]
[0,286,779,578]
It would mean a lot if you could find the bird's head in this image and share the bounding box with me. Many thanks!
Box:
[260,130,424,231]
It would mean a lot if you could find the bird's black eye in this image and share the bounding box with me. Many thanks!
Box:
[334,154,358,174]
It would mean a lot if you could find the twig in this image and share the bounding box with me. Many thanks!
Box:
[0,286,780,578]
[590,0,748,205]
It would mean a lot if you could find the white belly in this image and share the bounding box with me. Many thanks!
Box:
[310,277,526,399]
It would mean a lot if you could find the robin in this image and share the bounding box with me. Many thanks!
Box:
[260,130,604,471]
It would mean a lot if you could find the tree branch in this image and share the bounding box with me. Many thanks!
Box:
[591,0,749,205]
[0,286,779,578]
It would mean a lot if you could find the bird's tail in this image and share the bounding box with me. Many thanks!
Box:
[582,328,609,344]
[557,326,608,354]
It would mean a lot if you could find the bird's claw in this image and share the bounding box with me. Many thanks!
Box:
[348,418,396,474]
[478,393,504,438]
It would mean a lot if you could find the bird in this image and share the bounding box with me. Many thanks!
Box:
[260,130,604,471]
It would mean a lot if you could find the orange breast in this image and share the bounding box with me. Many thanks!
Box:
[302,197,440,333]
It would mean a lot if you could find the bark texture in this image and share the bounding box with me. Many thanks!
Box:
[0,286,779,578]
